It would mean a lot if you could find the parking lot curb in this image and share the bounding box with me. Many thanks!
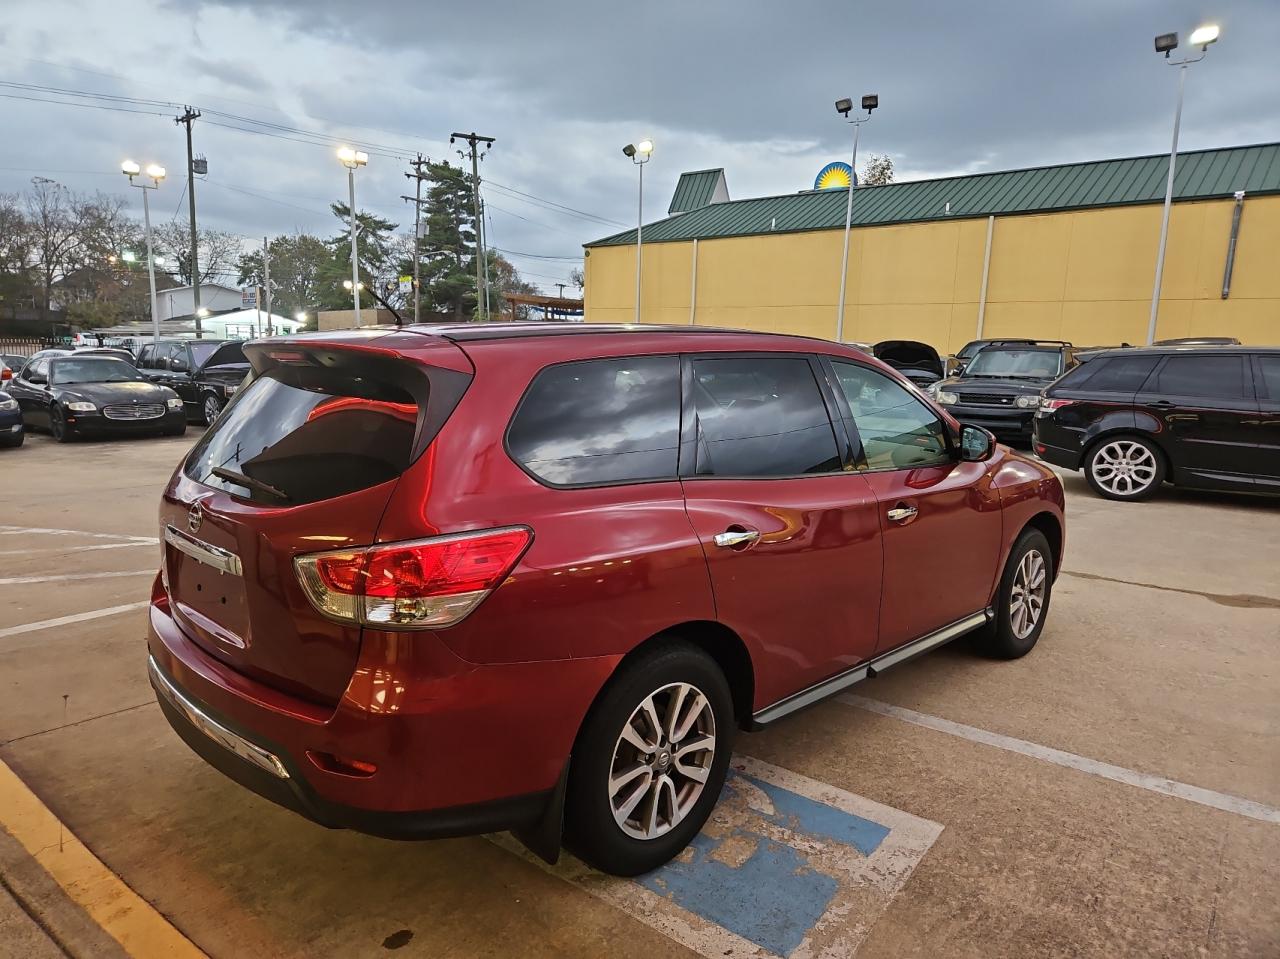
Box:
[0,757,206,958]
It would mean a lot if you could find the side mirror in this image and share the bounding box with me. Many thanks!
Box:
[960,424,995,462]
[953,363,966,376]
[171,359,190,373]
[27,372,46,385]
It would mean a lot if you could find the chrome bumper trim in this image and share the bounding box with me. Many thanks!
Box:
[164,524,242,577]
[148,655,289,780]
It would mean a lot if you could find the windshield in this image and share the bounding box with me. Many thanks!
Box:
[964,348,1062,379]
[50,358,144,385]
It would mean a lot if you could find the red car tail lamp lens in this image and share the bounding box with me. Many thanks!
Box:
[1039,398,1075,412]
[294,527,532,629]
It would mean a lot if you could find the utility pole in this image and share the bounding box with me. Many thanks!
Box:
[262,236,273,335]
[556,283,567,299]
[403,154,430,324]
[175,107,203,338]
[450,131,495,321]
[479,196,492,320]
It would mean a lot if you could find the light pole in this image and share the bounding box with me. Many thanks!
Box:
[622,139,654,323]
[834,95,878,344]
[337,146,369,326]
[121,160,166,348]
[1147,25,1219,345]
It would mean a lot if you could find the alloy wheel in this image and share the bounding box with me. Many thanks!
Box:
[203,396,220,424]
[1090,440,1158,497]
[50,407,66,441]
[1009,548,1046,640]
[608,682,716,841]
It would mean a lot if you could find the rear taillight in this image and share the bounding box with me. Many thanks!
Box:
[294,527,532,629]
[1,368,11,381]
[1039,398,1075,412]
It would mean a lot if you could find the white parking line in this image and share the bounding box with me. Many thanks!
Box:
[0,570,156,586]
[0,525,157,544]
[0,541,156,557]
[0,602,150,640]
[840,694,1280,825]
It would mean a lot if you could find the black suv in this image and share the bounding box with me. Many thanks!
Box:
[1034,346,1280,500]
[136,339,250,424]
[930,341,1076,446]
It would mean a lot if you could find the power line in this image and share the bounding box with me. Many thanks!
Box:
[0,92,172,117]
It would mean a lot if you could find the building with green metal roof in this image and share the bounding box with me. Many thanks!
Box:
[583,142,1280,348]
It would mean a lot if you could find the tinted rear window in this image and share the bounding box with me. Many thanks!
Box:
[507,355,681,486]
[186,365,420,505]
[1072,355,1158,392]
[1153,355,1247,399]
[692,356,841,477]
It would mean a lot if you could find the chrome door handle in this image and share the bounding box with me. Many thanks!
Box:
[886,506,918,522]
[714,529,761,548]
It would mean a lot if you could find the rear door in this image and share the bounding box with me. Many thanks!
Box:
[1251,355,1280,488]
[827,359,1003,652]
[678,353,883,707]
[1136,353,1259,488]
[161,342,461,705]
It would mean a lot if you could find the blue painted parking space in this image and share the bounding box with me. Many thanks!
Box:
[497,756,943,958]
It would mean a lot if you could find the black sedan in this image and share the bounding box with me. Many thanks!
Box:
[8,355,186,442]
[0,387,22,448]
[929,342,1077,446]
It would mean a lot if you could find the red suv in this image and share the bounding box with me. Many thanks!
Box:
[147,324,1065,875]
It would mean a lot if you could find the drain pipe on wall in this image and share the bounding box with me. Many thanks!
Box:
[1222,191,1245,299]
[689,238,699,325]
[975,215,995,338]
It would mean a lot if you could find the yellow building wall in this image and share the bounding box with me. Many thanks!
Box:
[584,195,1280,349]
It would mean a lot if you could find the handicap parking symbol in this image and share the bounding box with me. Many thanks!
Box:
[495,756,943,958]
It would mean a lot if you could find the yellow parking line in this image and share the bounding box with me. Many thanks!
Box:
[0,757,206,958]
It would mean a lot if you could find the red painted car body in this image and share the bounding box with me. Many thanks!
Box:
[147,323,1064,853]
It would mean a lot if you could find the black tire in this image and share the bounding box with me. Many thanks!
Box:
[565,642,735,876]
[49,406,75,443]
[0,431,23,448]
[1083,434,1165,502]
[975,528,1054,660]
[201,393,222,426]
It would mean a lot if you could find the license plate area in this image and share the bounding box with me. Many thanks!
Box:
[165,525,250,651]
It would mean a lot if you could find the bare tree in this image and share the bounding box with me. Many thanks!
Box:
[861,154,895,186]
[0,193,36,317]
[152,222,244,287]
[24,178,90,320]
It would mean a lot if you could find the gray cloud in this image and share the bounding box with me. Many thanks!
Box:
[3,0,1277,294]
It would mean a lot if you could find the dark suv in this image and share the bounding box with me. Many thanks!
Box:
[931,341,1077,446]
[1034,346,1280,500]
[147,323,1065,876]
[137,339,250,423]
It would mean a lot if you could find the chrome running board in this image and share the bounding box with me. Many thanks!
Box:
[750,610,991,728]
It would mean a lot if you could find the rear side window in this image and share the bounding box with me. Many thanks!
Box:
[1075,355,1159,392]
[692,356,841,477]
[507,355,681,486]
[1153,355,1247,399]
[186,365,422,505]
[1256,357,1280,400]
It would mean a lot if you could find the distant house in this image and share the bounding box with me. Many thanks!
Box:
[156,283,244,322]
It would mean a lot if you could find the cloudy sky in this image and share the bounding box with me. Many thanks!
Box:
[3,0,1277,294]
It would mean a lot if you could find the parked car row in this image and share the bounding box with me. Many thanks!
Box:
[0,338,250,447]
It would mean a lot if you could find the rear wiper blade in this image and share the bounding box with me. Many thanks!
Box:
[210,466,290,501]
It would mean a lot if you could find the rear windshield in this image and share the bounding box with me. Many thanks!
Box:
[185,365,421,505]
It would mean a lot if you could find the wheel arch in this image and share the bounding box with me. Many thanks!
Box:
[1022,511,1064,580]
[587,621,756,732]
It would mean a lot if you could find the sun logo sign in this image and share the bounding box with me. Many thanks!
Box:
[814,161,855,191]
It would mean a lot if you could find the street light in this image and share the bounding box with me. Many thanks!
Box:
[622,139,654,323]
[122,158,166,347]
[295,311,307,323]
[833,93,878,344]
[337,146,369,326]
[1147,24,1220,345]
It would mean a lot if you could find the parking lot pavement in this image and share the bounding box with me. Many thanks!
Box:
[1,431,1277,958]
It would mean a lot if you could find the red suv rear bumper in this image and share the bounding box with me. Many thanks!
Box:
[146,594,620,840]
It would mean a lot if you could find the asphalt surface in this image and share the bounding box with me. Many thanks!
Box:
[1,429,1277,958]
